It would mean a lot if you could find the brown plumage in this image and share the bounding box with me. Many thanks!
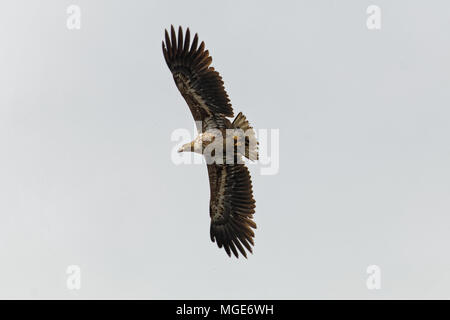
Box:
[162,26,257,258]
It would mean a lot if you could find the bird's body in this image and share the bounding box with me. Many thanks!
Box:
[162,26,258,258]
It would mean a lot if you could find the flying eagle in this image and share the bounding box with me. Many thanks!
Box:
[162,26,258,258]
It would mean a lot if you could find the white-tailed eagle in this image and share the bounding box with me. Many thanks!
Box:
[162,26,258,258]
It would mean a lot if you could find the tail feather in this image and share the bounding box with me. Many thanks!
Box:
[232,112,258,161]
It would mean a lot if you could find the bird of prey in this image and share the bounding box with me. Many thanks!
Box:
[162,26,258,258]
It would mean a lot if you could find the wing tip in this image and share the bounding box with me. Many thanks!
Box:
[210,221,256,259]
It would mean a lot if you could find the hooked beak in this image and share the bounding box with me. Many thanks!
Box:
[178,143,190,153]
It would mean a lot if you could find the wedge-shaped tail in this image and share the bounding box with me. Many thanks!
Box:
[232,112,259,161]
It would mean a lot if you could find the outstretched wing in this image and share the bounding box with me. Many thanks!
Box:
[162,26,234,128]
[208,164,256,258]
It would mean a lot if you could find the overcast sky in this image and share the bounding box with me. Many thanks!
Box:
[0,0,450,299]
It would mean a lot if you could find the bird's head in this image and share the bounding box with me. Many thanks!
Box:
[178,134,216,154]
[177,141,196,153]
[178,136,205,154]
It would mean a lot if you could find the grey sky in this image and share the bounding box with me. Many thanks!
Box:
[0,0,449,299]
